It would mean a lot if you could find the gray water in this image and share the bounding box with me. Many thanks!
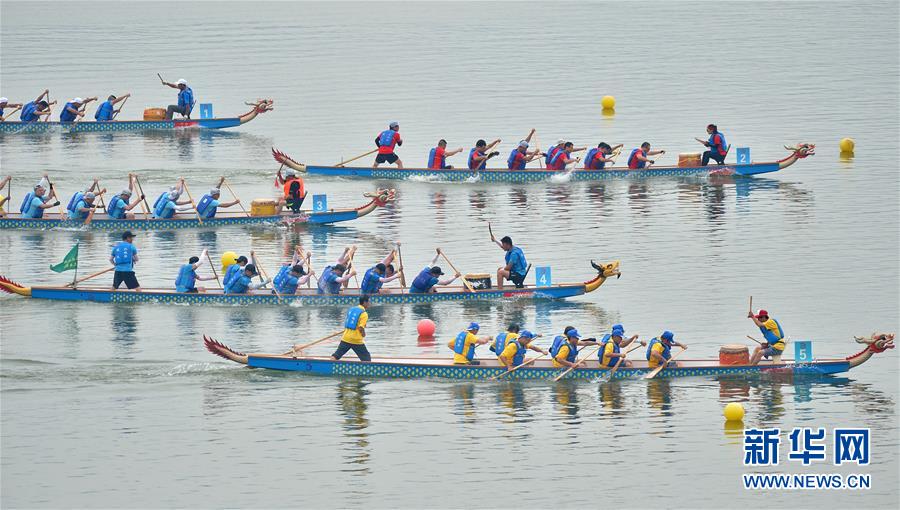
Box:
[1,1,898,508]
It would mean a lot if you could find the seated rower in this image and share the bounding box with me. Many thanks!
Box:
[175,249,217,293]
[544,140,565,167]
[66,190,100,220]
[59,97,97,122]
[1,98,24,121]
[360,245,403,295]
[273,248,314,294]
[374,121,403,168]
[490,323,521,355]
[196,188,240,219]
[584,142,623,170]
[0,175,10,215]
[646,331,686,368]
[222,255,249,289]
[94,93,130,122]
[599,324,641,368]
[19,90,52,123]
[491,233,527,289]
[153,181,194,219]
[697,124,727,166]
[332,296,373,362]
[628,142,666,169]
[223,264,269,294]
[410,248,460,293]
[317,247,358,295]
[19,180,59,219]
[498,330,547,369]
[507,140,542,170]
[106,186,144,220]
[428,139,464,169]
[550,327,587,368]
[468,139,501,170]
[448,322,492,365]
[276,167,307,213]
[548,142,583,170]
[748,309,786,365]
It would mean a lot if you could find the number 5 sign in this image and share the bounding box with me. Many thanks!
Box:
[535,267,551,287]
[736,147,751,165]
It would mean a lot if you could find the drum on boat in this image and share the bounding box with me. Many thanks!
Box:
[678,152,702,167]
[719,344,750,365]
[250,198,277,216]
[143,108,166,121]
[464,273,492,289]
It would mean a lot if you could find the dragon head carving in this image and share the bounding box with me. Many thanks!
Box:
[591,260,621,279]
[364,188,397,206]
[784,143,816,159]
[245,99,274,114]
[853,332,895,353]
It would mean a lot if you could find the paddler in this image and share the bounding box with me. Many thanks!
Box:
[646,330,687,368]
[548,142,583,170]
[498,330,548,369]
[698,124,728,166]
[175,249,217,293]
[748,309,786,365]
[110,231,140,291]
[331,296,373,362]
[162,78,194,119]
[1,98,24,121]
[507,140,543,170]
[153,181,194,219]
[19,90,52,122]
[448,322,492,365]
[223,264,270,294]
[428,139,464,170]
[275,167,307,213]
[490,233,527,289]
[106,180,144,220]
[374,121,403,168]
[19,180,60,219]
[468,139,501,170]
[67,191,98,220]
[0,175,10,215]
[490,323,521,355]
[550,327,587,368]
[94,93,131,122]
[409,248,461,293]
[59,97,97,122]
[273,248,314,294]
[360,245,403,295]
[196,188,240,219]
[222,255,249,289]
[584,142,623,170]
[317,247,358,295]
[544,140,565,167]
[627,142,666,169]
[599,324,641,368]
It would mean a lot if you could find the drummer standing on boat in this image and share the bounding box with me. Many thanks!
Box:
[374,122,403,168]
[628,142,666,169]
[748,309,786,365]
[161,78,194,119]
[110,231,140,291]
[697,124,728,165]
[491,233,527,289]
[332,296,372,362]
[19,90,52,122]
[94,93,131,122]
[428,139,464,169]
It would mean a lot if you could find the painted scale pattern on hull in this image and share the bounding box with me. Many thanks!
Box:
[0,211,362,230]
[0,118,242,134]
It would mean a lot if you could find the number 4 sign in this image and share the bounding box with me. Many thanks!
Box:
[536,267,551,287]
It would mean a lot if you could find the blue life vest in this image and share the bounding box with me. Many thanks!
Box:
[377,129,395,148]
[178,87,194,112]
[223,264,243,288]
[69,199,90,220]
[196,194,216,218]
[20,192,35,213]
[66,192,85,215]
[491,331,512,354]
[360,267,383,295]
[545,146,560,166]
[112,242,134,266]
[95,100,114,121]
[550,335,577,362]
[225,274,251,294]
[549,150,567,169]
[599,335,621,367]
[344,305,365,329]
[175,263,197,292]
[507,149,525,170]
[152,192,168,211]
[708,132,727,156]
[453,331,475,361]
[628,148,646,169]
[107,195,127,219]
[428,147,447,169]
[317,266,342,294]
[507,339,528,366]
[646,337,671,362]
[411,268,437,292]
[468,148,486,170]
[59,102,78,122]
[154,195,173,218]
[273,264,291,289]
[20,102,38,122]
[585,148,607,170]
[759,319,785,345]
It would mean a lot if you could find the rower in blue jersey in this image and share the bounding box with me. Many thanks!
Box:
[196,188,240,219]
[427,139,464,170]
[1,98,24,122]
[19,180,60,219]
[222,255,249,289]
[153,179,193,219]
[490,231,528,289]
[360,244,403,295]
[467,138,501,170]
[59,97,97,122]
[94,93,131,121]
[584,142,623,170]
[19,89,52,122]
[497,330,547,369]
[106,178,144,219]
[409,248,461,293]
[598,324,641,368]
[646,330,686,368]
[224,264,270,294]
[697,124,728,166]
[748,309,785,365]
[110,231,141,290]
[317,246,358,295]
[448,322,492,365]
[161,78,194,120]
[174,249,217,293]
[66,189,100,220]
[272,247,314,295]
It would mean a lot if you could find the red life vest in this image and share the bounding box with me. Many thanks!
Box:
[628,148,647,169]
[548,150,568,170]
[428,146,446,169]
[377,129,399,154]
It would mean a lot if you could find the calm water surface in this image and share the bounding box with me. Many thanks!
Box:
[1,1,898,508]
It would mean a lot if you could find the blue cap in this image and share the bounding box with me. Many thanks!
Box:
[612,324,624,335]
[467,322,480,331]
[661,330,674,341]
[520,330,534,339]
[566,329,581,339]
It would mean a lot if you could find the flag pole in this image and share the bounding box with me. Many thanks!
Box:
[72,242,79,287]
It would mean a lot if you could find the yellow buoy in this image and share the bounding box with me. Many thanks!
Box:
[724,402,745,421]
[601,95,616,110]
[839,137,855,153]
[601,108,616,118]
[221,251,238,272]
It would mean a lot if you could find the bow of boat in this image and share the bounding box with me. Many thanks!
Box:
[238,99,274,125]
[847,333,895,369]
[0,275,31,297]
[584,260,621,293]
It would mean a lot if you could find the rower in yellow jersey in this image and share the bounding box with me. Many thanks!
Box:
[646,331,687,368]
[748,309,786,365]
[599,324,642,368]
[448,322,492,365]
[497,330,548,369]
[550,327,593,368]
[331,296,372,362]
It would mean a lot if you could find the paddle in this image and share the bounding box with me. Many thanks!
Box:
[44,175,66,219]
[749,295,753,316]
[131,174,151,220]
[603,341,646,380]
[437,248,475,293]
[532,131,545,169]
[157,73,166,84]
[285,330,344,356]
[395,245,407,289]
[65,266,114,287]
[346,247,360,288]
[221,176,248,216]
[250,251,276,295]
[206,250,222,289]
[491,351,548,381]
[644,347,687,380]
[746,335,764,346]
[1,105,22,122]
[42,100,57,122]
[112,94,129,120]
[83,188,106,226]
[553,344,602,381]
[305,251,314,288]
[90,180,107,213]
[180,178,203,225]
[335,148,378,167]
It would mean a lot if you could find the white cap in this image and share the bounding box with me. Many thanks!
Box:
[35,182,45,190]
[556,139,565,145]
[389,121,399,128]
[121,189,132,196]
[284,168,296,177]
[0,97,8,103]
[72,97,84,103]
[210,188,220,195]
[176,79,187,85]
[84,192,96,199]
[518,140,529,148]
[168,191,179,199]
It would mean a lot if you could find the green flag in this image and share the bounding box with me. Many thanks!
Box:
[50,243,79,273]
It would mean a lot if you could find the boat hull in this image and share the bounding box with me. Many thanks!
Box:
[0,118,245,134]
[0,210,364,230]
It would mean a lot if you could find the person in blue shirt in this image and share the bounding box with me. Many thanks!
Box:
[18,180,60,219]
[409,248,461,293]
[316,246,358,295]
[359,244,403,295]
[19,89,53,122]
[175,249,217,293]
[272,247,314,294]
[68,191,100,220]
[94,93,131,121]
[224,264,270,294]
[162,78,194,120]
[196,188,241,219]
[59,97,97,122]
[491,231,528,289]
[1,98,24,122]
[153,182,193,219]
[106,186,143,220]
[109,231,140,290]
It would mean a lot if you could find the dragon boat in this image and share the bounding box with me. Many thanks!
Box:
[272,144,815,184]
[0,189,395,231]
[0,99,272,134]
[204,333,894,380]
[0,261,620,306]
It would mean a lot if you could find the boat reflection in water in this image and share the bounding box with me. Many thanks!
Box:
[337,380,371,474]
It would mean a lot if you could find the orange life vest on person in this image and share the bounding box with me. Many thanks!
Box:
[283,177,306,199]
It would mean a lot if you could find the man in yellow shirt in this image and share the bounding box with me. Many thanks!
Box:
[748,309,786,365]
[646,331,687,368]
[448,322,492,365]
[600,324,641,368]
[498,330,548,369]
[551,327,585,368]
[331,296,372,362]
